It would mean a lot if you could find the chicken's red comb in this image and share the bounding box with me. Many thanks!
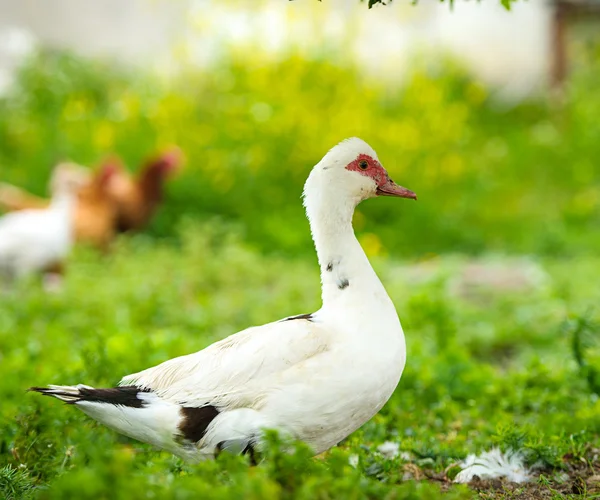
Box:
[97,156,124,184]
[157,146,183,173]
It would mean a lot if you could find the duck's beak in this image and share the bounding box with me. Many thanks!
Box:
[376,178,417,200]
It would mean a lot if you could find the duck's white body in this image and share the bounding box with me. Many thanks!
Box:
[0,193,74,280]
[32,138,416,461]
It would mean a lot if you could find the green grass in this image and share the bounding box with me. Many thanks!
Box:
[1,42,600,498]
[1,222,598,499]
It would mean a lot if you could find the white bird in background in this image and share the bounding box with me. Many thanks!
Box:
[0,163,105,284]
[0,161,90,212]
[31,138,417,462]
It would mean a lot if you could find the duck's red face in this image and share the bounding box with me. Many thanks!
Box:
[346,154,417,200]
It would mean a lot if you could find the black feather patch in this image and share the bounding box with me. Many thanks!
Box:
[216,438,259,465]
[179,406,219,442]
[77,386,151,407]
[282,313,313,322]
[338,278,350,290]
[30,386,151,408]
[242,442,259,466]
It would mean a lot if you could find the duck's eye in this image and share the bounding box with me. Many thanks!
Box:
[359,160,368,170]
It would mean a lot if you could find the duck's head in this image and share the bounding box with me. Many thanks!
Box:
[305,138,416,208]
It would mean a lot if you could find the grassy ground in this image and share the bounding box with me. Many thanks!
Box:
[1,222,599,499]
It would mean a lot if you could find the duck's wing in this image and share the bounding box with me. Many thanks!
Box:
[119,316,330,408]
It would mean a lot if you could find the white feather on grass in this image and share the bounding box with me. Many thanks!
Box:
[376,441,412,460]
[377,441,400,459]
[454,448,536,484]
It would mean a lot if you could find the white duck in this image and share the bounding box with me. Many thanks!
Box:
[31,138,417,462]
[0,164,87,282]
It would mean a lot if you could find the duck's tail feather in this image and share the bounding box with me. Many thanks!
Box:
[29,384,189,454]
[29,385,148,406]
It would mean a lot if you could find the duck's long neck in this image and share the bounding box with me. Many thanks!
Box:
[305,187,385,308]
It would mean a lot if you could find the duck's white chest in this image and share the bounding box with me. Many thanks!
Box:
[268,321,406,455]
[314,337,405,452]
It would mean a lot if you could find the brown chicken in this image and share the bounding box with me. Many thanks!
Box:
[0,162,90,211]
[0,147,182,250]
[0,160,120,251]
[74,159,121,251]
[108,147,182,232]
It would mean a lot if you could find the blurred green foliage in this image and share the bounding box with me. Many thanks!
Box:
[0,48,599,259]
[361,0,516,9]
[0,224,599,498]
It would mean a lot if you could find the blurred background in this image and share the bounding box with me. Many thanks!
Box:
[0,0,598,258]
[1,1,600,497]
